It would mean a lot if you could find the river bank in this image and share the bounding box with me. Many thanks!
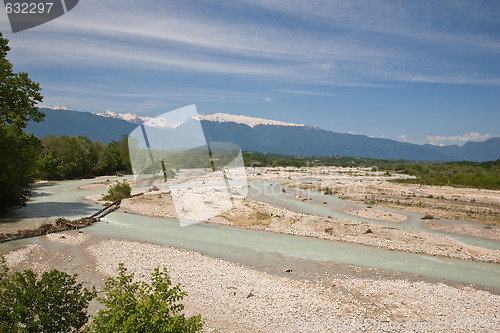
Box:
[3,232,499,332]
[2,174,500,331]
[89,187,500,263]
[280,171,500,226]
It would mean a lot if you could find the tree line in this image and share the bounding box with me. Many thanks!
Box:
[390,160,500,190]
[0,131,132,214]
[242,151,428,168]
[242,151,500,190]
[37,135,131,180]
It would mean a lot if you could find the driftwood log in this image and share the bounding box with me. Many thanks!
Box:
[0,217,96,243]
[0,199,122,243]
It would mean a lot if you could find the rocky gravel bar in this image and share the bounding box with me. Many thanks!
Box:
[87,239,500,332]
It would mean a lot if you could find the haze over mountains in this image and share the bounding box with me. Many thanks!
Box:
[26,107,500,162]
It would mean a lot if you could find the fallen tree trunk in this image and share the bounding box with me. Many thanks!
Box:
[0,217,97,243]
[0,195,135,243]
[90,199,121,218]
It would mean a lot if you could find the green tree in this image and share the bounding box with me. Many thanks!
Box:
[0,34,44,129]
[0,125,41,210]
[94,140,113,175]
[106,141,123,171]
[69,136,84,177]
[0,259,96,333]
[0,33,44,213]
[89,263,203,333]
[37,135,131,180]
[116,135,132,171]
[35,151,58,180]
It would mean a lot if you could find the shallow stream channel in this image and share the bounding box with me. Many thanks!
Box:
[1,177,499,289]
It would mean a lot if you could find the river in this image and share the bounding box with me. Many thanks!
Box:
[1,177,499,289]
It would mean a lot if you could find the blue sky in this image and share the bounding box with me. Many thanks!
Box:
[1,0,499,145]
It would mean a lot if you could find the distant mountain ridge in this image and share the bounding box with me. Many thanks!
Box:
[36,105,73,111]
[198,112,307,128]
[92,110,180,129]
[27,108,136,144]
[92,110,307,129]
[25,107,500,162]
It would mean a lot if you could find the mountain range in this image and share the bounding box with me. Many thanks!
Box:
[25,106,500,162]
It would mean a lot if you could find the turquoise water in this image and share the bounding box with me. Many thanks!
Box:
[248,180,500,250]
[1,178,499,289]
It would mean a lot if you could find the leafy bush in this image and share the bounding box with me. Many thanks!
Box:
[103,181,131,201]
[0,259,96,333]
[0,259,202,332]
[89,263,203,333]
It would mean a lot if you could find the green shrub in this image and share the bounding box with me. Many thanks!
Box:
[89,263,203,333]
[103,181,131,201]
[0,259,96,333]
[0,259,202,332]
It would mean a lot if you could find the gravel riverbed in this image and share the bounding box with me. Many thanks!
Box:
[5,234,499,332]
[110,192,500,263]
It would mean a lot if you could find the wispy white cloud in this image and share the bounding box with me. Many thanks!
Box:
[449,132,491,142]
[245,0,500,53]
[425,135,449,143]
[40,84,267,114]
[278,89,336,96]
[6,0,498,87]
[44,84,263,102]
[426,132,491,144]
[10,36,288,77]
[397,135,410,142]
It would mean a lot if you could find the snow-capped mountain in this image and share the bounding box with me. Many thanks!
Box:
[197,113,307,128]
[92,110,180,129]
[37,105,73,111]
[28,107,500,162]
[94,110,144,125]
[94,110,307,129]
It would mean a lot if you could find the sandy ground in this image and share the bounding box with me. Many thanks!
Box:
[78,178,137,191]
[211,199,500,263]
[423,219,500,242]
[0,217,57,234]
[3,233,500,332]
[246,166,393,182]
[79,168,500,263]
[78,180,115,190]
[3,169,500,332]
[89,189,500,263]
[340,206,408,223]
[284,175,500,225]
